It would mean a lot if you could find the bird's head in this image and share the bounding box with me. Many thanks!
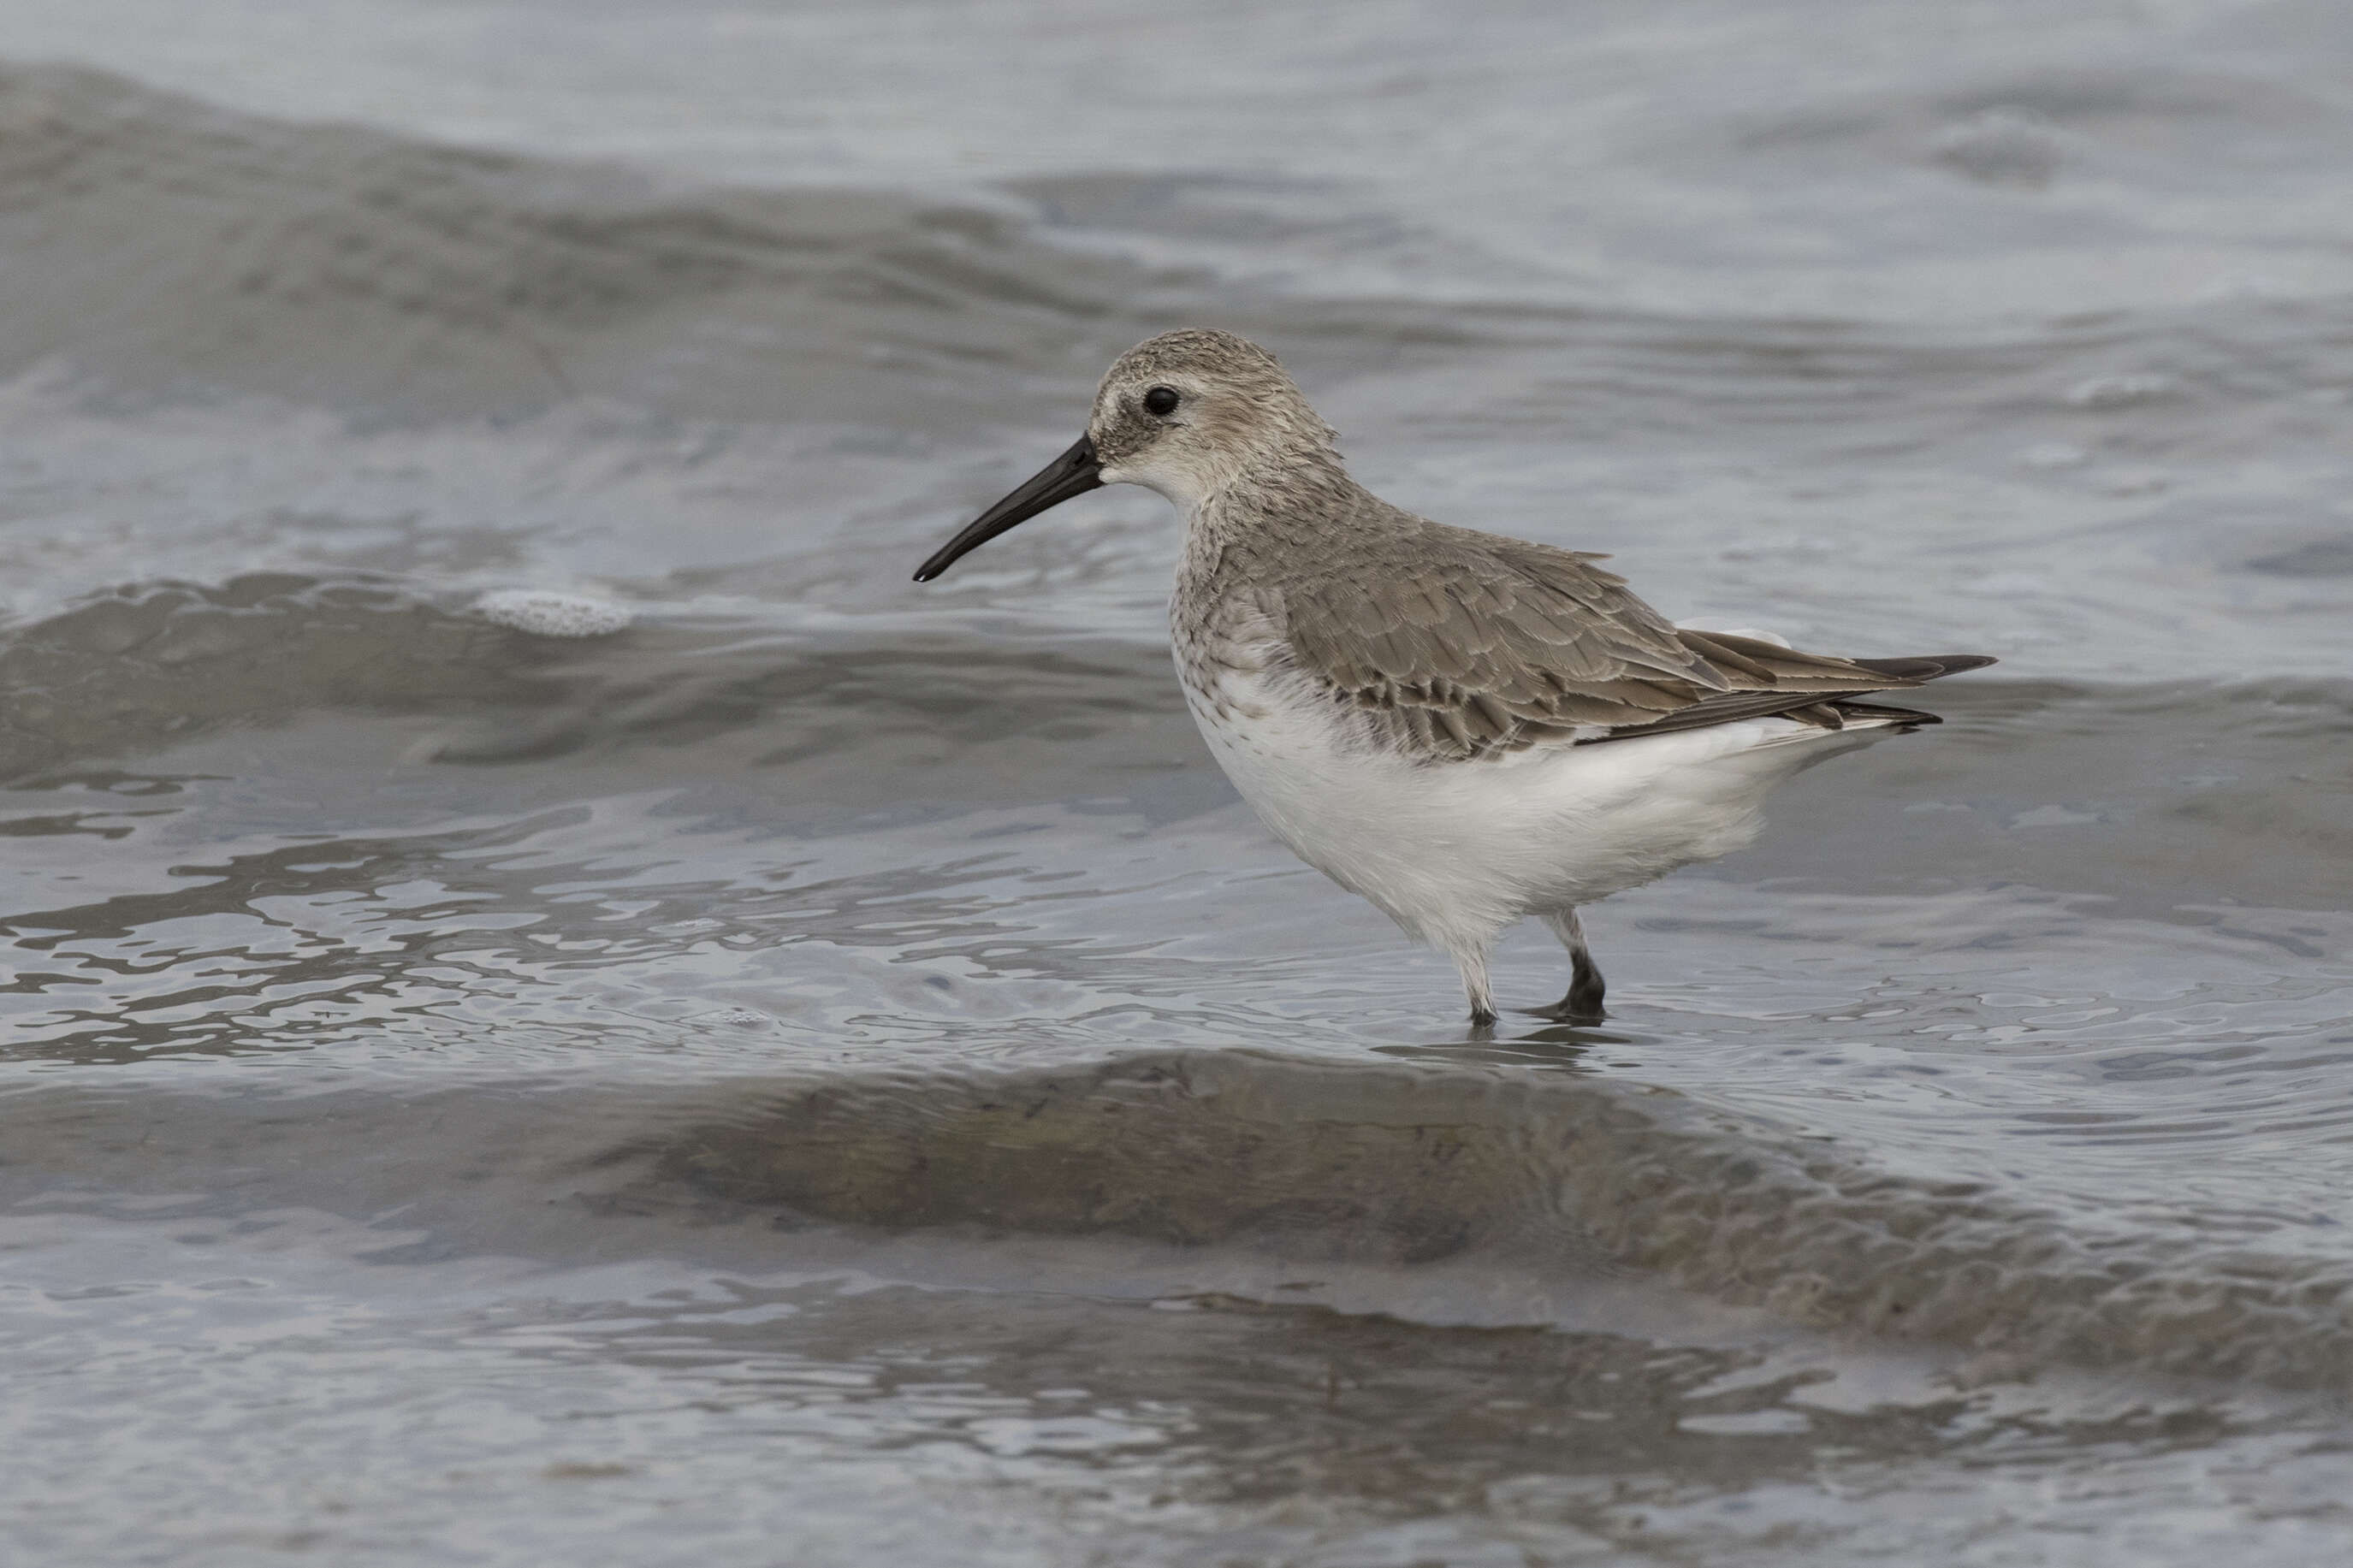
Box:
[912,328,1335,582]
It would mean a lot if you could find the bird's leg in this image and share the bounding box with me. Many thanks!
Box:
[1542,908,1607,1024]
[1449,943,1497,1032]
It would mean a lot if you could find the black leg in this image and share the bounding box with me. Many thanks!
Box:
[1543,908,1607,1025]
[1562,946,1606,1025]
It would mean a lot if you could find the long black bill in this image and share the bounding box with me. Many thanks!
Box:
[911,435,1103,582]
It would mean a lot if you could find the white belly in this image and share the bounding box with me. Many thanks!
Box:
[1181,660,1891,954]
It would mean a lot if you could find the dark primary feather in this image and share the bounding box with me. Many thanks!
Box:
[1265,507,1994,761]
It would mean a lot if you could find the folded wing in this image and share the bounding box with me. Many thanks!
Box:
[1274,513,1994,761]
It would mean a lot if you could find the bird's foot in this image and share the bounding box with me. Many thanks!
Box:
[1540,976,1606,1027]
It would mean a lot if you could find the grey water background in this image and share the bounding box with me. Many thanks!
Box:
[4,1,2353,1562]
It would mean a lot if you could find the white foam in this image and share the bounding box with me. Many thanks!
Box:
[471,589,633,638]
[2065,373,2178,410]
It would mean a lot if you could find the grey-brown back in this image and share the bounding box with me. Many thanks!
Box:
[1177,471,1994,764]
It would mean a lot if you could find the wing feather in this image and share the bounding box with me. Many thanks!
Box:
[1269,511,1992,761]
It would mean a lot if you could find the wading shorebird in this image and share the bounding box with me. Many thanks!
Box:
[914,329,1992,1029]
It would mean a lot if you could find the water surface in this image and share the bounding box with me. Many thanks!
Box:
[4,4,2353,1563]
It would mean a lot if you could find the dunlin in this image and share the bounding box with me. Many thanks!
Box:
[916,329,1992,1027]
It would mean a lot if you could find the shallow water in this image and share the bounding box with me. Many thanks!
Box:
[4,3,2353,1563]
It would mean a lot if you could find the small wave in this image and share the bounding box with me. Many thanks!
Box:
[7,62,2347,444]
[658,1049,2353,1391]
[0,63,1157,418]
[0,573,541,781]
[0,571,1200,784]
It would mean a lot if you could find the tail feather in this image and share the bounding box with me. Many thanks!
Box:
[1848,654,2000,682]
[1828,698,1942,731]
[1580,652,1994,746]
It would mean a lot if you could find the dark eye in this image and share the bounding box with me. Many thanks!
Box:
[1142,386,1180,417]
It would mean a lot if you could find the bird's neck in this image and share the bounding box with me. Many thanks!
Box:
[1184,444,1359,540]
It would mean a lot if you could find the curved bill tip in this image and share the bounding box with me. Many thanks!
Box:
[911,435,1103,583]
